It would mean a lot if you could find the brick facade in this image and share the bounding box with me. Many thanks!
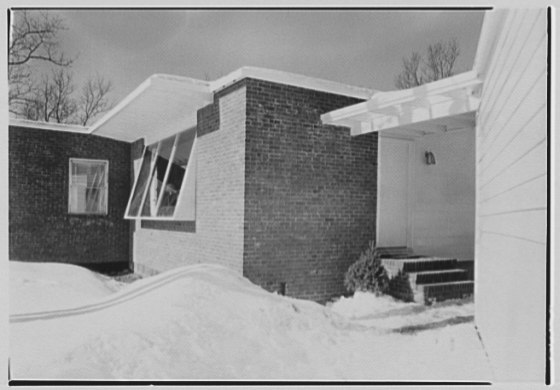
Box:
[243,79,377,302]
[10,77,379,303]
[9,126,132,270]
[132,84,247,274]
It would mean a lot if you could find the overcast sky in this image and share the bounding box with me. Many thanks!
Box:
[28,9,485,103]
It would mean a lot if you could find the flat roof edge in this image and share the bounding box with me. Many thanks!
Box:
[9,118,90,133]
[211,66,375,99]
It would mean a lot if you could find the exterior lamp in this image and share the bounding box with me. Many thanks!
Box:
[425,151,436,165]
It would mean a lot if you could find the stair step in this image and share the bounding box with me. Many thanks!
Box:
[416,281,474,305]
[408,269,469,287]
[381,257,458,276]
[377,246,414,258]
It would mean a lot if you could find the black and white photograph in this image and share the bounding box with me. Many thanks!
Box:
[5,4,553,387]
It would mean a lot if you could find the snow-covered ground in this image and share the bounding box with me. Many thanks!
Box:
[9,261,492,381]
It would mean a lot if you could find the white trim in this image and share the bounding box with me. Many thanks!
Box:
[68,158,109,215]
[125,128,197,221]
[88,66,376,142]
[210,66,375,99]
[10,118,90,133]
[124,147,147,219]
[472,9,510,79]
[136,141,162,218]
[155,133,180,213]
[321,71,482,136]
[88,76,154,134]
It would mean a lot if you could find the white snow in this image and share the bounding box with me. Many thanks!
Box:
[10,261,492,381]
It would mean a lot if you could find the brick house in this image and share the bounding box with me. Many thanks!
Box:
[10,68,378,302]
[10,66,479,302]
[8,8,548,382]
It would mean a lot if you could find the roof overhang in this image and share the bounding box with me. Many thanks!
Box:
[321,70,483,137]
[89,66,375,144]
[89,74,213,144]
[9,118,90,133]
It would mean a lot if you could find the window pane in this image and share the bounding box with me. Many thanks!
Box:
[141,135,175,217]
[157,129,196,217]
[69,185,86,213]
[69,159,107,214]
[127,148,155,217]
[87,163,107,187]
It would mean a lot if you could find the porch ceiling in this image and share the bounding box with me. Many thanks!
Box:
[89,74,213,144]
[321,70,483,137]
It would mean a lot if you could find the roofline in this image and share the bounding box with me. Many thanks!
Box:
[210,66,375,99]
[321,70,482,124]
[9,118,90,133]
[473,9,509,79]
[89,74,212,134]
[88,66,376,134]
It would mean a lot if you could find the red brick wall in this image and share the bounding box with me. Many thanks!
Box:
[9,126,132,270]
[243,79,378,302]
[132,83,247,274]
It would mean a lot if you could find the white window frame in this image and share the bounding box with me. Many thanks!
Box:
[124,128,196,221]
[68,158,109,215]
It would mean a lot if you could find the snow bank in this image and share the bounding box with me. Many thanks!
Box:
[10,261,119,314]
[330,291,475,331]
[10,262,491,381]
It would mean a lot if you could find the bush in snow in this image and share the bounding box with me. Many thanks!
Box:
[344,241,389,295]
[387,270,415,302]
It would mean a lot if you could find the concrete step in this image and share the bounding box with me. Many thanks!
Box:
[377,246,414,258]
[408,269,469,288]
[381,257,458,276]
[416,280,474,305]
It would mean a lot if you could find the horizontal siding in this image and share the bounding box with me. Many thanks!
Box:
[475,9,547,382]
[477,10,542,134]
[478,57,547,164]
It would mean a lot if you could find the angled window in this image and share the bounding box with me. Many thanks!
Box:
[125,127,196,220]
[69,159,108,215]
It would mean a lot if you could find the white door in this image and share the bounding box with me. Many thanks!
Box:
[377,136,411,247]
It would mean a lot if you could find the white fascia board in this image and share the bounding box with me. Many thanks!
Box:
[89,74,212,134]
[473,9,509,79]
[211,66,375,99]
[89,76,153,134]
[89,74,213,141]
[322,71,482,130]
[352,95,480,136]
[90,67,376,141]
[9,118,90,133]
[365,71,482,110]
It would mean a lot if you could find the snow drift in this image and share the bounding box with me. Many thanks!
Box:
[10,261,491,380]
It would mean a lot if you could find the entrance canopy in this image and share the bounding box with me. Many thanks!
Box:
[321,70,482,138]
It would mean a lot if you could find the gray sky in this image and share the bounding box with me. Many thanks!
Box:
[45,9,484,103]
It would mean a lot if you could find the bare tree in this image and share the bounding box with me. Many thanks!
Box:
[394,52,424,90]
[9,10,114,125]
[22,68,77,123]
[9,11,73,113]
[394,39,460,89]
[77,75,113,126]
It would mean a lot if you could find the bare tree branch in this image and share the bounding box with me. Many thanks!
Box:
[9,10,113,125]
[18,69,77,123]
[394,38,460,89]
[77,74,113,126]
[395,52,424,89]
[9,10,72,67]
[9,10,74,113]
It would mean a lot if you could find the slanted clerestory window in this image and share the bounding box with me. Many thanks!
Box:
[125,127,196,220]
[68,158,109,215]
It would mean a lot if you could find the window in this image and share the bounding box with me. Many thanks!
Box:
[125,127,196,220]
[69,159,108,215]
